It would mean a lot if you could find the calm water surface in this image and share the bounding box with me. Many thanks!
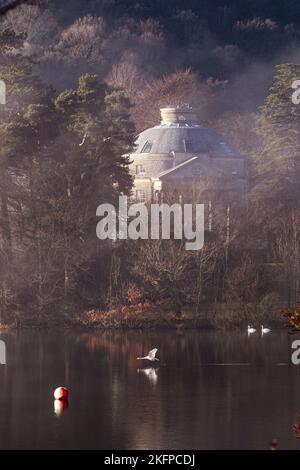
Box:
[0,329,300,449]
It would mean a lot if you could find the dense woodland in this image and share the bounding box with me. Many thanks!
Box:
[0,0,300,326]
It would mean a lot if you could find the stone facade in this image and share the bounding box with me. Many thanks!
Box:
[129,107,246,202]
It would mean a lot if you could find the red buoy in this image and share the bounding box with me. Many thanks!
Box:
[54,387,69,400]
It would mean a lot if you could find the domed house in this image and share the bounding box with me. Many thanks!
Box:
[130,107,246,202]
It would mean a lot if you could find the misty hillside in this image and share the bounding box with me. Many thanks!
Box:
[1,0,299,118]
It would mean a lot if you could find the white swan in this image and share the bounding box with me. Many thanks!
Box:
[248,325,256,334]
[137,348,159,361]
[261,325,271,334]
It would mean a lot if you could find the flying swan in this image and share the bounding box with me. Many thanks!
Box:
[137,348,159,361]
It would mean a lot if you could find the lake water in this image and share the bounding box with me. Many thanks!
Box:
[0,329,300,450]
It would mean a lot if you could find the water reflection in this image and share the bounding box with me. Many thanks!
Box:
[137,368,159,385]
[0,329,299,449]
[54,399,69,417]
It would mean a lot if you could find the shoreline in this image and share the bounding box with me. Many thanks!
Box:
[0,303,286,331]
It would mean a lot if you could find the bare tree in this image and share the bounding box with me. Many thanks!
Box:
[107,61,146,103]
[53,15,108,64]
[273,209,300,307]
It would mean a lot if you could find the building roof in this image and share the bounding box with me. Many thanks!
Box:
[134,123,238,156]
[157,156,199,178]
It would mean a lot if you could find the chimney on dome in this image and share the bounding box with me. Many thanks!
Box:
[160,106,198,125]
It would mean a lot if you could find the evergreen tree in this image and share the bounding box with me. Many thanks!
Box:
[254,63,300,210]
[1,19,135,322]
[252,64,300,306]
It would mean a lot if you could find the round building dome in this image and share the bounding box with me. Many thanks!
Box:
[134,107,237,157]
[130,107,246,202]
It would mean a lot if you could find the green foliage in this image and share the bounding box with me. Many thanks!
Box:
[1,3,300,325]
[254,64,300,209]
[0,23,135,322]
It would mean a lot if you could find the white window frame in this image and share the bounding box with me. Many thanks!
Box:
[136,164,146,175]
[136,190,146,202]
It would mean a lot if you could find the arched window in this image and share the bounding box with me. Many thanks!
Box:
[141,141,153,153]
